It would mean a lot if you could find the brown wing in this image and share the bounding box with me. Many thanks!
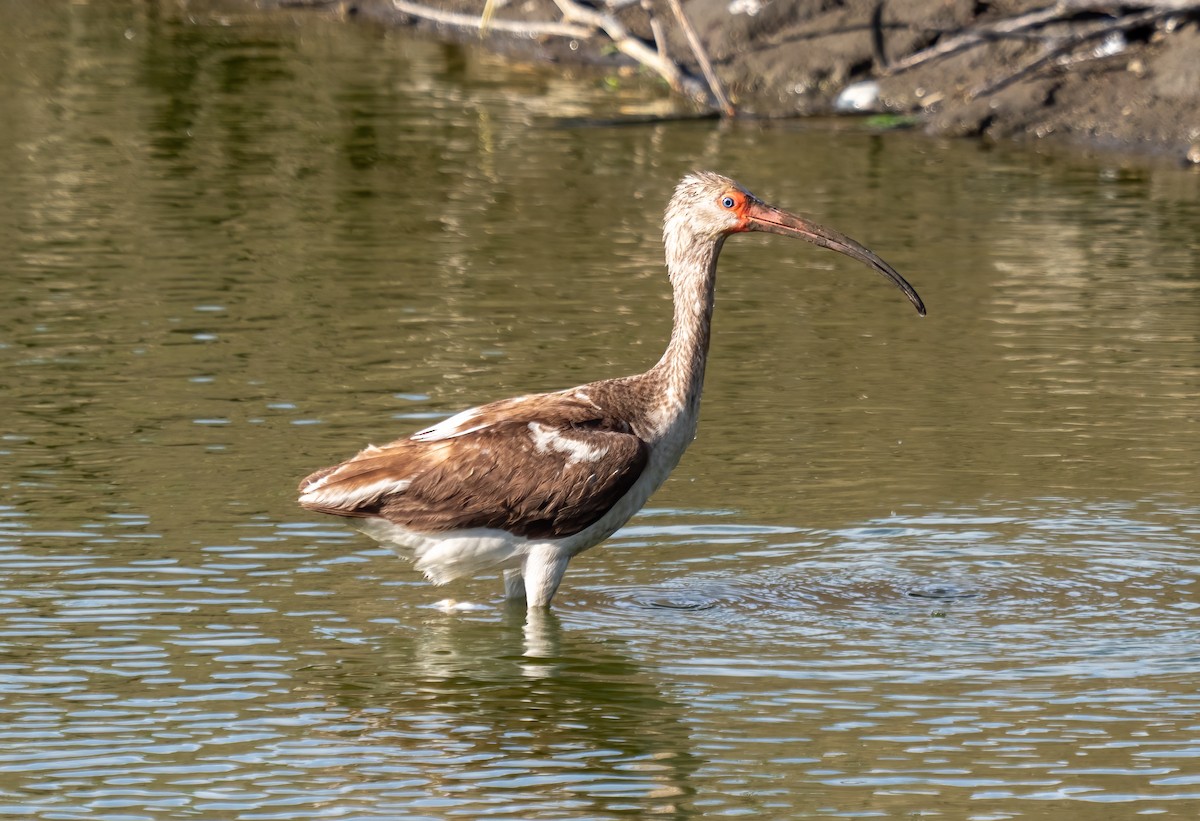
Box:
[298,393,650,540]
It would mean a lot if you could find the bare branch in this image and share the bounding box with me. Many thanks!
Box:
[884,0,1200,77]
[884,3,1072,75]
[391,0,592,39]
[643,0,668,61]
[968,4,1187,98]
[550,0,710,103]
[665,0,736,117]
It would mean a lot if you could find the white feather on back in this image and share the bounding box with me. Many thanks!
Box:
[411,407,483,441]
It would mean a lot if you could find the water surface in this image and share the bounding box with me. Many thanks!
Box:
[1,2,1199,819]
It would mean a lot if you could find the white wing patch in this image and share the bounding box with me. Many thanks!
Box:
[300,476,412,510]
[569,389,600,409]
[412,406,488,442]
[527,422,609,465]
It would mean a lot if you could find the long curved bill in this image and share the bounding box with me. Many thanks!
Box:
[745,200,926,316]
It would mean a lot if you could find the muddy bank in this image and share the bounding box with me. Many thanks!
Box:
[284,0,1199,160]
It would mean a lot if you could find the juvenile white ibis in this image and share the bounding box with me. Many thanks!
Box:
[299,172,925,608]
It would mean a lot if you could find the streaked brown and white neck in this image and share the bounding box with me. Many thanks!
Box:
[642,196,728,443]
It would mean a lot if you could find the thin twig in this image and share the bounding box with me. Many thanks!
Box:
[885,0,1200,76]
[665,0,736,117]
[480,0,497,36]
[650,16,668,59]
[643,0,668,61]
[391,0,591,39]
[884,3,1070,75]
[968,5,1177,98]
[870,0,888,70]
[551,0,710,103]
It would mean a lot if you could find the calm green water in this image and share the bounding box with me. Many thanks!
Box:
[2,2,1200,819]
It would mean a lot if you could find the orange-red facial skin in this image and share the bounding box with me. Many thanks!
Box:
[718,189,755,231]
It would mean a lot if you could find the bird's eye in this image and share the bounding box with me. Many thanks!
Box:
[721,196,736,209]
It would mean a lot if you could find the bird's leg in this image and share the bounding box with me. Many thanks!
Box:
[522,544,571,608]
[502,568,526,601]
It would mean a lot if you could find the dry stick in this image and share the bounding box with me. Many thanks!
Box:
[649,16,669,60]
[391,0,591,39]
[664,0,736,117]
[550,0,710,103]
[883,3,1070,75]
[886,0,1200,76]
[480,0,497,36]
[968,6,1177,99]
[870,0,889,70]
[393,0,710,108]
[969,41,1095,100]
[643,0,669,61]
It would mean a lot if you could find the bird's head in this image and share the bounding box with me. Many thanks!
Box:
[664,171,926,316]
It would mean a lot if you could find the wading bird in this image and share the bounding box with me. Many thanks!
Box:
[299,172,925,608]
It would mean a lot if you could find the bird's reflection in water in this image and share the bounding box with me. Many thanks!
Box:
[292,607,699,818]
[519,605,561,671]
